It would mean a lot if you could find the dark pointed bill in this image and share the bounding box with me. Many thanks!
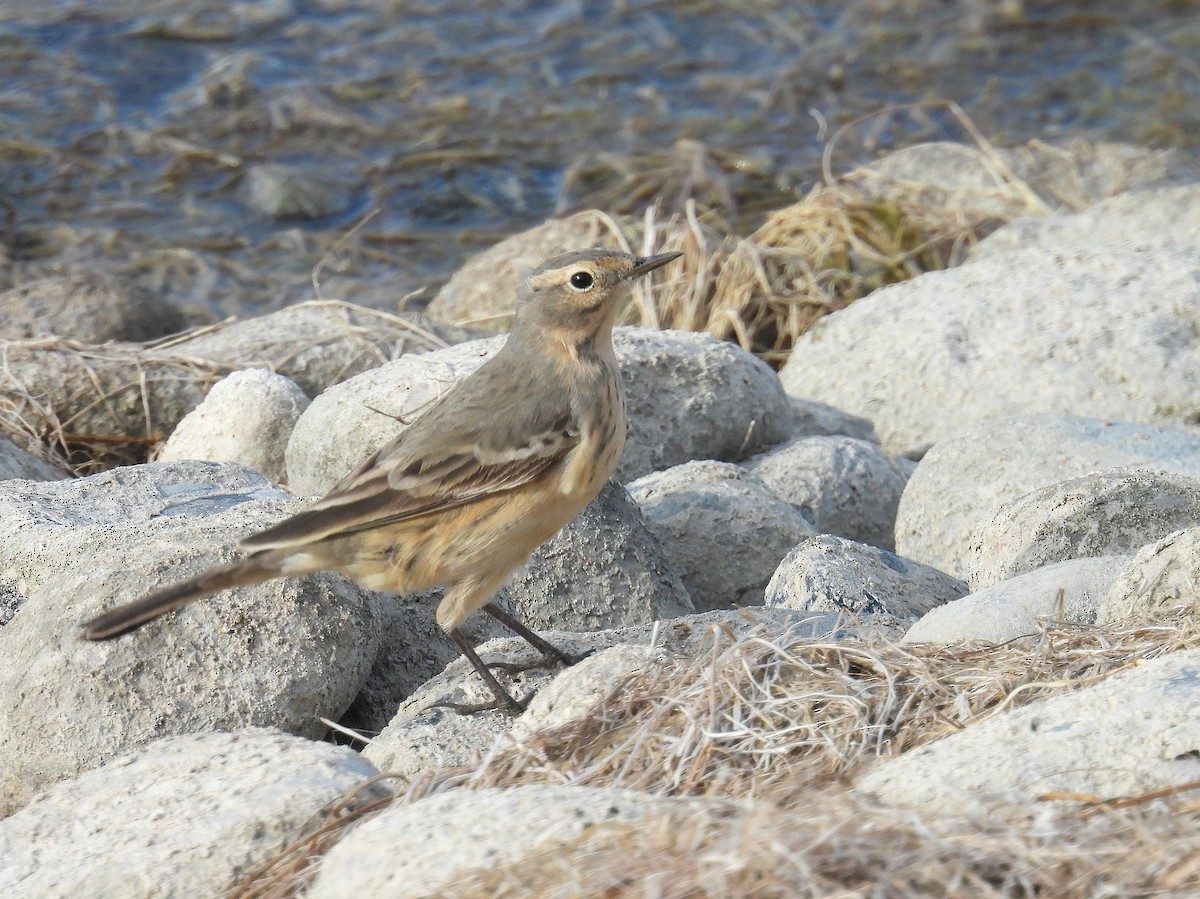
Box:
[627,251,683,279]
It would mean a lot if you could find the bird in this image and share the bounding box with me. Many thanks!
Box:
[82,247,683,715]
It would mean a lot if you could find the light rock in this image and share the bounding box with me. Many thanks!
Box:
[896,415,1200,578]
[287,327,795,494]
[1099,527,1200,623]
[0,273,184,342]
[0,461,379,814]
[972,184,1200,259]
[968,469,1200,589]
[172,300,468,397]
[157,368,310,483]
[902,556,1131,645]
[0,436,67,482]
[742,436,909,550]
[778,240,1200,457]
[628,461,816,611]
[307,784,674,898]
[0,730,384,895]
[513,643,662,739]
[765,535,966,622]
[858,648,1200,813]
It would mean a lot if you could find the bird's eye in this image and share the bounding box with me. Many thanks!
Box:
[568,271,595,291]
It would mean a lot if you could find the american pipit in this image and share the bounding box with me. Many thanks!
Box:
[83,248,682,714]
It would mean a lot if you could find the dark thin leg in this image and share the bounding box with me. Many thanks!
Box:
[426,629,527,716]
[483,602,592,671]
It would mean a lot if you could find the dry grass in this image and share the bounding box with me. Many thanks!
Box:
[590,147,1047,366]
[231,609,1200,897]
[0,302,445,473]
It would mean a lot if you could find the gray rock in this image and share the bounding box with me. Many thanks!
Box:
[628,461,816,611]
[765,535,967,622]
[287,327,796,495]
[787,397,879,444]
[858,648,1200,813]
[172,300,460,398]
[1099,527,1200,624]
[0,273,185,342]
[0,461,380,813]
[507,479,693,632]
[972,184,1200,260]
[307,784,674,898]
[615,328,795,480]
[902,555,1131,645]
[743,436,909,550]
[896,415,1200,578]
[0,435,67,482]
[968,469,1200,589]
[425,213,629,329]
[362,608,836,779]
[0,729,384,896]
[339,589,505,737]
[778,240,1200,457]
[157,368,310,484]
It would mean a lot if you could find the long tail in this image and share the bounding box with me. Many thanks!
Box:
[82,554,282,640]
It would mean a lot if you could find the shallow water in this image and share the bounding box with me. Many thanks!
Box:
[0,0,1196,319]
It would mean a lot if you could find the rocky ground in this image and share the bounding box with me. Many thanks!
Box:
[1,140,1199,896]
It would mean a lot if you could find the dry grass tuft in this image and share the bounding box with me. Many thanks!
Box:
[232,609,1200,897]
[447,785,1200,897]
[599,173,1039,367]
[0,301,445,473]
[453,610,1200,799]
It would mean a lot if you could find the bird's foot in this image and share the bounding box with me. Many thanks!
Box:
[487,646,593,674]
[425,691,530,717]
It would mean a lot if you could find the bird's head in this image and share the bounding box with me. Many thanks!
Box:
[515,248,682,347]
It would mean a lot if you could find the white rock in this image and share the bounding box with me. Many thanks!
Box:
[778,240,1200,457]
[765,535,966,621]
[968,469,1200,589]
[287,327,796,494]
[858,648,1200,813]
[972,184,1200,260]
[157,368,310,484]
[1099,527,1200,623]
[743,436,909,549]
[896,415,1200,578]
[0,461,380,814]
[902,556,1131,645]
[0,730,384,896]
[513,643,662,738]
[628,461,816,611]
[308,784,674,898]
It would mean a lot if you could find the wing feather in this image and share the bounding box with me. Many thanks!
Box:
[241,412,578,551]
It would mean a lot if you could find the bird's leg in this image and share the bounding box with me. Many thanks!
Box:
[426,628,529,716]
[481,602,592,673]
